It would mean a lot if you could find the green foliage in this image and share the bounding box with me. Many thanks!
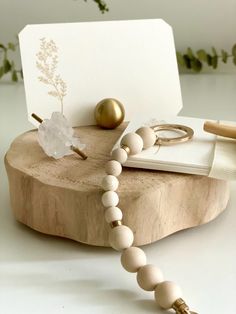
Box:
[0,41,22,82]
[177,45,236,72]
[84,0,109,13]
[0,0,109,82]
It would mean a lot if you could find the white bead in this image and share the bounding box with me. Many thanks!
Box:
[105,160,122,176]
[137,264,164,291]
[101,175,119,191]
[105,206,123,223]
[155,281,182,309]
[111,148,128,164]
[136,127,156,149]
[109,225,134,251]
[120,132,143,155]
[121,247,147,273]
[102,191,119,207]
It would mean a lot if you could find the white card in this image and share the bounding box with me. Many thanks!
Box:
[19,19,182,127]
[112,116,217,176]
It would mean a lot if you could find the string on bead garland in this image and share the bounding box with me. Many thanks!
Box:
[101,126,197,314]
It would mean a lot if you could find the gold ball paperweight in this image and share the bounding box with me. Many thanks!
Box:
[94,98,125,129]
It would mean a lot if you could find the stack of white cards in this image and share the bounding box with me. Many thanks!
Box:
[113,116,217,176]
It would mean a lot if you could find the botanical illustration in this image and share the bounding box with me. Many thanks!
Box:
[36,38,67,113]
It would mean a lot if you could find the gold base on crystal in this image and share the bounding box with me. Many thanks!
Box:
[94,98,125,129]
[172,298,198,314]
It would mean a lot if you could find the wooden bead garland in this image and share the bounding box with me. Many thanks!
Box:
[111,148,128,164]
[105,160,122,176]
[101,128,197,313]
[109,225,134,251]
[101,175,119,191]
[155,281,183,309]
[136,126,156,149]
[137,264,164,291]
[101,191,119,207]
[121,247,146,273]
[105,206,123,223]
[120,132,143,155]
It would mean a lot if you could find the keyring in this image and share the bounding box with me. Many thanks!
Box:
[150,124,194,145]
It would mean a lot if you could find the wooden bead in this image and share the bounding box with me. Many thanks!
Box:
[105,160,122,176]
[120,132,143,155]
[121,246,147,273]
[101,175,119,191]
[105,206,123,223]
[109,225,134,251]
[137,264,163,291]
[111,148,128,164]
[136,127,156,149]
[154,281,182,309]
[101,191,119,207]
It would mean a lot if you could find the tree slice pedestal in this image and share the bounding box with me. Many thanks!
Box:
[5,123,230,247]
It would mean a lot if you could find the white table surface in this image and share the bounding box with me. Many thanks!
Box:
[0,74,236,314]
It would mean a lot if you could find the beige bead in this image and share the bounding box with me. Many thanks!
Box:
[137,264,164,291]
[109,225,134,251]
[120,132,143,155]
[136,127,156,149]
[105,206,123,223]
[105,160,122,176]
[121,247,147,273]
[111,148,128,164]
[154,281,182,309]
[101,175,119,191]
[101,191,119,207]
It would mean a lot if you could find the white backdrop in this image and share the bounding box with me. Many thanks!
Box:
[0,0,235,72]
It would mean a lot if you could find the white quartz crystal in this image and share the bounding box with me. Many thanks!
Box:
[38,112,86,159]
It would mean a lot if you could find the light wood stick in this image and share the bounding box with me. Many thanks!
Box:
[204,121,236,139]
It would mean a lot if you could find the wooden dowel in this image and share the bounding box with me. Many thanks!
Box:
[71,145,88,160]
[31,113,43,123]
[203,121,236,140]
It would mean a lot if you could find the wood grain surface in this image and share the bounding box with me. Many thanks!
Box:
[5,123,230,247]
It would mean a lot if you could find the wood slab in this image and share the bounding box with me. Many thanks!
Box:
[5,123,230,247]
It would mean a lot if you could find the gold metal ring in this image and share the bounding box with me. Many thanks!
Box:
[150,124,194,145]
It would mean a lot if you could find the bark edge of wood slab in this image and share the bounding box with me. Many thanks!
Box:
[5,123,230,247]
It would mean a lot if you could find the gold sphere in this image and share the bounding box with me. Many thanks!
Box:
[94,98,125,129]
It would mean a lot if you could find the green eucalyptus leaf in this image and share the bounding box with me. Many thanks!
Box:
[212,47,217,56]
[197,49,207,62]
[183,54,191,69]
[212,56,218,69]
[11,70,18,82]
[187,47,194,59]
[11,61,15,69]
[207,54,213,66]
[176,52,185,67]
[8,42,16,51]
[3,59,11,73]
[190,58,202,72]
[232,44,236,57]
[85,0,109,13]
[233,57,236,65]
[221,50,228,63]
[0,43,6,49]
[20,69,23,79]
[0,66,4,78]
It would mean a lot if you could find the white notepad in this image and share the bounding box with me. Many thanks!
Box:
[113,116,217,176]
